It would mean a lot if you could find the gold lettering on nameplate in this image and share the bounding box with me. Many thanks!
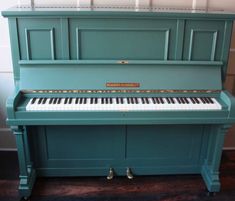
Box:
[106,83,140,88]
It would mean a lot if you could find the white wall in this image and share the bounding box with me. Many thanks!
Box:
[0,0,17,150]
[0,0,235,150]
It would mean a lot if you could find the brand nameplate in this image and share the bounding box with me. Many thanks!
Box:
[106,83,140,88]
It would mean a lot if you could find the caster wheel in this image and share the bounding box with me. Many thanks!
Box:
[21,196,30,201]
[206,191,216,197]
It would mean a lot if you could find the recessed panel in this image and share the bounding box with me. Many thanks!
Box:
[126,125,203,165]
[26,29,54,60]
[78,29,169,60]
[40,125,125,160]
[69,18,177,60]
[189,30,217,61]
[183,20,225,61]
[17,18,62,60]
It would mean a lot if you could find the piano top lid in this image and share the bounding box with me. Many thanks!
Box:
[2,6,235,19]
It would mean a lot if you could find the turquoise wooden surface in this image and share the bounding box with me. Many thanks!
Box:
[30,125,204,174]
[2,7,235,198]
[19,64,222,90]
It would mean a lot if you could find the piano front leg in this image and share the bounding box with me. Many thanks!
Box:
[201,124,231,193]
[11,126,36,199]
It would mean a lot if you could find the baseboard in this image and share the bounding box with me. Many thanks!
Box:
[223,147,235,151]
[0,128,11,132]
[0,148,235,152]
[0,148,17,151]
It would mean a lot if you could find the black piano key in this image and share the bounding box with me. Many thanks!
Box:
[105,98,108,104]
[159,98,164,104]
[38,98,43,104]
[170,97,175,104]
[101,98,104,104]
[131,97,135,104]
[90,98,94,104]
[202,97,208,103]
[31,97,37,104]
[200,98,206,104]
[194,98,200,104]
[152,97,156,104]
[68,98,72,104]
[132,98,135,104]
[116,98,119,104]
[53,98,58,104]
[205,97,213,104]
[201,97,207,104]
[206,97,210,104]
[155,98,160,104]
[190,97,196,104]
[145,98,149,104]
[95,98,98,104]
[181,98,186,104]
[42,98,47,104]
[166,98,171,104]
[176,97,181,104]
[183,98,189,104]
[131,98,134,104]
[84,98,87,104]
[49,98,53,104]
[110,98,113,104]
[57,98,61,104]
[127,98,130,104]
[121,98,124,104]
[208,97,214,104]
[141,97,145,104]
[205,97,212,104]
[64,98,68,104]
[75,98,79,104]
[135,98,139,104]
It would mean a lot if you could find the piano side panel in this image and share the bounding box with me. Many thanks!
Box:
[28,124,207,176]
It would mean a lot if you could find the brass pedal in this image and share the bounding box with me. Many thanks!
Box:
[126,167,134,179]
[107,168,114,180]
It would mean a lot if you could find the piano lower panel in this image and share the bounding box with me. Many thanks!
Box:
[28,124,209,176]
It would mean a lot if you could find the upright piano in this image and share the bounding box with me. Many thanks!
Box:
[2,6,235,199]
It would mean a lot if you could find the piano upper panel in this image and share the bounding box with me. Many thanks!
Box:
[2,7,234,87]
[15,15,232,62]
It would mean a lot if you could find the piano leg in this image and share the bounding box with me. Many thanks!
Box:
[11,126,36,199]
[201,124,231,193]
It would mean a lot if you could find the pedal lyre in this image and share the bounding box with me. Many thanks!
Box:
[107,168,114,180]
[126,167,134,179]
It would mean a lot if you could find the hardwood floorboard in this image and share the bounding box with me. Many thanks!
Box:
[0,151,235,201]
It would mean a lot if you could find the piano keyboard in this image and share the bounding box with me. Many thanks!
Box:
[26,97,222,111]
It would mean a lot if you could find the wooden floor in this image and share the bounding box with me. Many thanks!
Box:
[0,151,235,201]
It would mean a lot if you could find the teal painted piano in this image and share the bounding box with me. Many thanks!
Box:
[2,6,235,199]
